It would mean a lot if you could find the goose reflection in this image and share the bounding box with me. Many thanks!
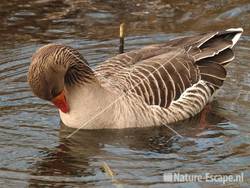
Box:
[28,105,227,186]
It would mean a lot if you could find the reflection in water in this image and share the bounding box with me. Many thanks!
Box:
[0,0,250,187]
[30,124,174,177]
[28,110,231,186]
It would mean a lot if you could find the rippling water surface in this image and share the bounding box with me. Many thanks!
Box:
[0,0,250,187]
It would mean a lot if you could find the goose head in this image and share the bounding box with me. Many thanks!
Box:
[28,44,94,113]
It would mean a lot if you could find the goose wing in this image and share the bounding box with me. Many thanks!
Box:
[95,44,171,79]
[97,28,243,109]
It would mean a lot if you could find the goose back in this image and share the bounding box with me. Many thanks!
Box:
[96,29,242,109]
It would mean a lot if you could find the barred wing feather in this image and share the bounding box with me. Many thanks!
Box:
[126,49,199,107]
[96,28,243,115]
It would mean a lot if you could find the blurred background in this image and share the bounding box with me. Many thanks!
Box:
[0,0,249,44]
[0,0,249,187]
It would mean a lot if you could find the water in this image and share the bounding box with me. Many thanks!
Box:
[0,0,250,187]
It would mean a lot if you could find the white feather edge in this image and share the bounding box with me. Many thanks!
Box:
[226,28,243,47]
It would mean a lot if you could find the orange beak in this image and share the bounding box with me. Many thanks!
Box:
[51,90,69,113]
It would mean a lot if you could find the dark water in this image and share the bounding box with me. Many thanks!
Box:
[0,0,250,187]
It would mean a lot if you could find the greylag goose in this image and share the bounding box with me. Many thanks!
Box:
[28,28,243,129]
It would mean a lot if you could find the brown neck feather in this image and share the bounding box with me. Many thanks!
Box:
[51,44,96,86]
[65,62,95,86]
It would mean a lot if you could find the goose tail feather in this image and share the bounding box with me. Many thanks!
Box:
[193,28,243,89]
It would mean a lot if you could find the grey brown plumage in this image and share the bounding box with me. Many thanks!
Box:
[96,29,242,106]
[28,28,243,129]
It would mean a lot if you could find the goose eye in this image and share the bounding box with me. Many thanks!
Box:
[51,88,57,97]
